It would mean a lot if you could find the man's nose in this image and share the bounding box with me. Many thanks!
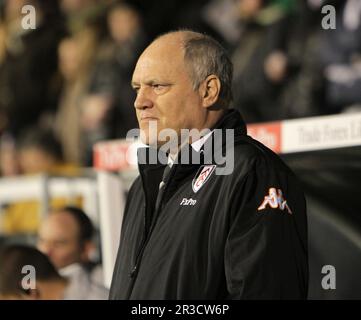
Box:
[134,87,153,110]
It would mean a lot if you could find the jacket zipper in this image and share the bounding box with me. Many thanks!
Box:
[124,169,169,299]
[124,235,147,299]
[125,208,162,299]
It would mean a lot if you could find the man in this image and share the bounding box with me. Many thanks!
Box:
[109,30,308,299]
[38,206,108,299]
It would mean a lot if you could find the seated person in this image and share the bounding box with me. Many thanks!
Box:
[37,206,108,299]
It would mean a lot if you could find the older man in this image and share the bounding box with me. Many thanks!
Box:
[109,30,308,299]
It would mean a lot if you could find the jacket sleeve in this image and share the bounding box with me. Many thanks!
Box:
[224,163,308,299]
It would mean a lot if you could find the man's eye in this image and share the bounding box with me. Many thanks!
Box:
[133,87,140,93]
[152,84,168,92]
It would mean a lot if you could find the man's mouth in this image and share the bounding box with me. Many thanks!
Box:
[140,115,158,122]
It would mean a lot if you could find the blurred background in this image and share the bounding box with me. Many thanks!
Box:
[0,0,360,299]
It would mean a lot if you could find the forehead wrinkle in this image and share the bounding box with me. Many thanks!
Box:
[133,54,184,84]
[132,32,198,88]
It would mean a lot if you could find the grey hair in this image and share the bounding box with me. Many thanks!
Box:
[183,32,233,109]
[157,30,233,109]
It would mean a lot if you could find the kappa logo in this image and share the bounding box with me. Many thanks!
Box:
[192,165,216,193]
[257,187,292,214]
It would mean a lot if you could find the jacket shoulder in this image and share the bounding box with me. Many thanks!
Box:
[230,134,294,178]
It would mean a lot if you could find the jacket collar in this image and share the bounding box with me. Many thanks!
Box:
[137,108,246,169]
[137,109,247,207]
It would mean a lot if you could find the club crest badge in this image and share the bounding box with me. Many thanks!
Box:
[192,165,216,193]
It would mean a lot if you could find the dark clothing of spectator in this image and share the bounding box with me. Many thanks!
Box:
[0,19,65,136]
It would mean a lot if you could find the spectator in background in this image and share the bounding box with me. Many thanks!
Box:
[57,2,146,165]
[78,2,146,164]
[37,206,95,270]
[55,30,99,165]
[37,206,108,299]
[0,244,106,299]
[0,0,65,137]
[231,0,298,123]
[99,2,145,131]
[230,0,345,122]
[55,0,119,166]
[53,0,112,165]
[0,128,81,234]
[0,245,68,299]
[316,0,361,114]
[268,0,326,119]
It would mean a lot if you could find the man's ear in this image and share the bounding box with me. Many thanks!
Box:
[199,75,221,109]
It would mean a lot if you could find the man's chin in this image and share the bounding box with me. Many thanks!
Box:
[140,135,171,149]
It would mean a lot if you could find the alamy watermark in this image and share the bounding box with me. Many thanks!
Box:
[21,264,36,290]
[21,5,37,30]
[321,265,336,290]
[126,121,235,175]
[321,5,336,30]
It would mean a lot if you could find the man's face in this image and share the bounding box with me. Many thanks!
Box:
[37,212,83,270]
[131,35,207,146]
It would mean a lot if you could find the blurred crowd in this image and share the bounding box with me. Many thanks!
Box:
[0,0,359,171]
[0,0,361,299]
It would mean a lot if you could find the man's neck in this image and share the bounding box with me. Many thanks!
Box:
[168,129,215,166]
[168,109,225,161]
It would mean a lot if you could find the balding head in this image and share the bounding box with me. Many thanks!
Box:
[38,207,94,269]
[131,30,232,146]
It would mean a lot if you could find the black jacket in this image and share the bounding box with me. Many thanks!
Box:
[109,109,308,299]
